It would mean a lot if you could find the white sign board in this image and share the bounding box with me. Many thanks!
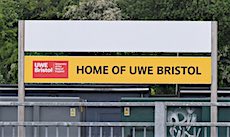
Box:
[25,21,211,52]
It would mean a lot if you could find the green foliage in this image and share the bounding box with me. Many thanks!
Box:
[150,85,176,96]
[218,45,230,87]
[17,0,79,19]
[63,0,122,20]
[0,0,18,84]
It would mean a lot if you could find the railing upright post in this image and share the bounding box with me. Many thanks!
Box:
[155,102,167,137]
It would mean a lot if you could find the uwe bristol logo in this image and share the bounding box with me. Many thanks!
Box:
[33,61,68,78]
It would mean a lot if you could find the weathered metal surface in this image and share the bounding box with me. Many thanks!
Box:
[0,122,155,127]
[155,102,166,137]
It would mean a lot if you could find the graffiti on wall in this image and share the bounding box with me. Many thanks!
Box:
[168,107,201,137]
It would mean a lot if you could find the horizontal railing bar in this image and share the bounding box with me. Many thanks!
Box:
[167,122,230,127]
[0,102,155,106]
[0,122,155,127]
[1,121,230,128]
[165,102,211,106]
[2,121,230,127]
[1,101,230,107]
[165,102,230,106]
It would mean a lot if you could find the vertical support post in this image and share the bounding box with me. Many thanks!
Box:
[155,102,166,137]
[18,20,25,137]
[121,127,124,137]
[33,106,40,137]
[211,21,218,137]
[88,127,92,137]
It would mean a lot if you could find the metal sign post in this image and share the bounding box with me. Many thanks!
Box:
[211,21,218,137]
[18,20,25,137]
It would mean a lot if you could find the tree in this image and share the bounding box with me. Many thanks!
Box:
[0,0,18,84]
[63,0,122,20]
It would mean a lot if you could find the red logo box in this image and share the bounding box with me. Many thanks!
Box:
[33,61,68,78]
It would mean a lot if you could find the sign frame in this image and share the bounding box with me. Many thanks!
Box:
[18,20,218,137]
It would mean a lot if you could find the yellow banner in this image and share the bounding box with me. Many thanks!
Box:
[25,56,211,84]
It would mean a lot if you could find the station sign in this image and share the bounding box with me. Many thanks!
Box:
[25,21,211,53]
[24,56,211,84]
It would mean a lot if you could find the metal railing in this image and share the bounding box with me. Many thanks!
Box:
[0,101,230,137]
[0,122,154,137]
[0,101,155,137]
